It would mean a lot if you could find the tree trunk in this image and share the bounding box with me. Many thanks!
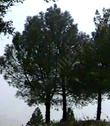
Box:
[96,91,102,120]
[45,96,51,124]
[62,77,67,122]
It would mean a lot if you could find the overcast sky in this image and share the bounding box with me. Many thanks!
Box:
[1,0,110,126]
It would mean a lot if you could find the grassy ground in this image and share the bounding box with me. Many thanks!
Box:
[50,120,110,126]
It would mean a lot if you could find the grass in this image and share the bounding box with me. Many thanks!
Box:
[48,120,110,126]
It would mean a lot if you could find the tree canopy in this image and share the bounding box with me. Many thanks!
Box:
[0,4,80,123]
[0,0,55,35]
[0,0,24,35]
[1,1,110,124]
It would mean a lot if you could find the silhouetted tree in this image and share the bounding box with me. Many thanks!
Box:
[46,5,78,121]
[73,10,110,120]
[67,107,75,121]
[26,107,43,126]
[0,0,55,35]
[0,0,24,35]
[67,32,96,109]
[0,4,78,124]
[92,8,110,120]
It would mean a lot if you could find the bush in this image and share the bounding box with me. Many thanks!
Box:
[26,107,44,126]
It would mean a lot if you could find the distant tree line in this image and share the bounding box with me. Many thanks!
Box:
[1,1,110,125]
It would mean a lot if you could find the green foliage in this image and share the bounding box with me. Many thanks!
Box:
[0,0,55,35]
[92,8,110,94]
[1,0,110,123]
[0,0,24,35]
[74,8,110,120]
[67,33,95,106]
[45,120,109,126]
[26,107,44,126]
[67,108,75,121]
[0,0,24,17]
[0,4,79,123]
